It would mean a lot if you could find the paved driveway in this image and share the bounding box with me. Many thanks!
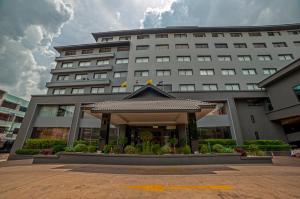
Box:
[0,157,299,199]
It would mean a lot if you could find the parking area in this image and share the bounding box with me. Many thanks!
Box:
[0,157,299,199]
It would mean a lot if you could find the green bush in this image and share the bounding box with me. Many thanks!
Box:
[52,144,65,154]
[212,144,225,153]
[242,144,290,151]
[103,145,112,154]
[74,144,88,152]
[15,149,40,155]
[182,145,191,154]
[135,144,143,153]
[140,131,153,142]
[246,144,265,156]
[24,139,66,149]
[74,140,98,147]
[244,140,284,145]
[151,144,161,155]
[124,145,136,154]
[223,147,234,153]
[200,144,210,154]
[65,147,75,152]
[160,145,171,154]
[87,145,97,153]
[202,139,236,147]
[113,145,122,154]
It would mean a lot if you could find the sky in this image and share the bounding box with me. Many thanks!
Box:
[0,0,300,100]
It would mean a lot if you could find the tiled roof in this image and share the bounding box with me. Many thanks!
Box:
[86,99,215,112]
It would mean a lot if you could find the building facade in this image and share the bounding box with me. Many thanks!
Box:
[0,90,29,139]
[11,24,300,153]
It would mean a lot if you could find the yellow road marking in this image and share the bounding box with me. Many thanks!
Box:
[127,185,233,192]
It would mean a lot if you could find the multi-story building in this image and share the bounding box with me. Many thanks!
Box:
[11,24,300,153]
[0,90,29,139]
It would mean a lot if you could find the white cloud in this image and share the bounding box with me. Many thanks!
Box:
[0,0,73,99]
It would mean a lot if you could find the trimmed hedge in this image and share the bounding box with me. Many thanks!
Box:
[24,139,66,149]
[15,149,40,155]
[244,140,284,145]
[242,144,290,151]
[74,144,88,152]
[201,139,236,147]
[74,140,98,147]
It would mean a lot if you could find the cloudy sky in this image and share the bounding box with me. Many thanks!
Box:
[1,0,300,99]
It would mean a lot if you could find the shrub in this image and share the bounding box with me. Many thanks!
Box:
[135,144,143,153]
[65,147,75,152]
[15,149,40,155]
[74,140,98,147]
[212,144,225,153]
[87,145,97,153]
[124,145,136,154]
[24,139,66,149]
[160,145,171,154]
[200,144,209,154]
[244,140,284,145]
[52,144,65,154]
[202,139,236,147]
[223,147,234,153]
[74,144,88,152]
[242,144,290,151]
[169,137,178,153]
[235,146,247,156]
[103,145,113,154]
[40,149,53,155]
[182,145,191,154]
[151,144,161,155]
[113,145,122,154]
[140,131,153,142]
[246,144,265,156]
[179,138,187,146]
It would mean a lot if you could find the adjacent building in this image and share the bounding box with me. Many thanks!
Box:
[11,23,300,153]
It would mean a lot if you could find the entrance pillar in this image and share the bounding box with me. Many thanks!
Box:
[99,113,111,148]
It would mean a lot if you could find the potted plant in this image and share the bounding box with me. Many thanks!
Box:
[169,137,178,154]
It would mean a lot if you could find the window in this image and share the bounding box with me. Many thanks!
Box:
[114,71,127,78]
[195,43,208,48]
[253,43,266,48]
[294,41,300,46]
[112,86,126,93]
[249,32,261,36]
[72,88,84,94]
[156,70,171,77]
[119,36,131,41]
[91,87,105,94]
[273,42,287,48]
[247,84,261,91]
[65,51,76,56]
[101,37,113,42]
[134,70,149,77]
[135,57,149,63]
[268,32,281,36]
[99,47,111,53]
[288,30,300,35]
[175,44,189,49]
[19,106,27,112]
[238,55,252,61]
[155,34,168,38]
[263,68,277,75]
[136,45,149,50]
[178,69,193,76]
[179,84,195,91]
[293,84,300,101]
[117,46,129,51]
[242,69,257,75]
[157,84,172,92]
[53,89,65,95]
[155,44,169,50]
[137,34,149,40]
[230,33,242,37]
[75,74,88,80]
[133,85,143,91]
[82,49,93,54]
[203,84,218,91]
[156,56,170,62]
[221,69,235,76]
[97,59,109,65]
[215,43,228,48]
[94,73,107,79]
[79,61,91,67]
[193,33,206,37]
[234,43,247,48]
[225,84,240,90]
[200,69,214,76]
[212,32,224,37]
[198,56,211,62]
[57,75,69,81]
[61,62,73,68]
[278,54,293,61]
[38,105,75,117]
[177,56,191,62]
[258,55,272,61]
[116,58,129,64]
[218,55,231,61]
[174,33,187,38]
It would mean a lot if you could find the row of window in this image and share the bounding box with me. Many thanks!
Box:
[65,46,129,56]
[53,82,263,95]
[100,30,300,42]
[57,71,127,81]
